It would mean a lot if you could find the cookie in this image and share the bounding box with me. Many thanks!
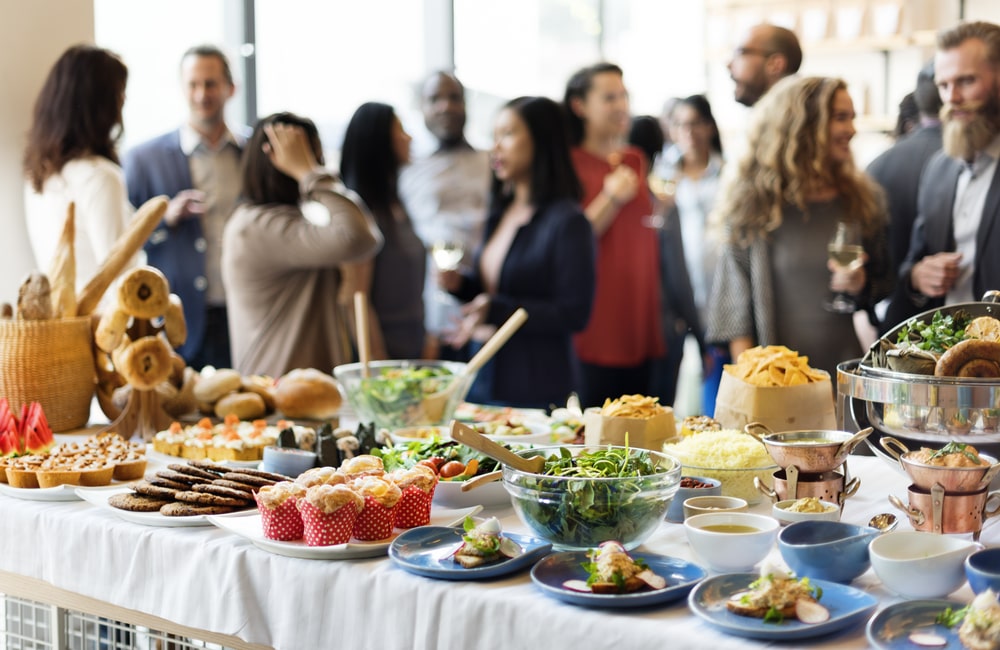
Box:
[109,492,171,512]
[188,459,229,475]
[213,479,258,493]
[193,483,254,501]
[222,472,278,488]
[173,490,249,507]
[228,467,291,483]
[146,476,189,491]
[167,463,223,481]
[133,482,181,499]
[160,502,236,517]
[155,469,212,486]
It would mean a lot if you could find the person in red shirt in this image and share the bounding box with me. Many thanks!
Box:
[564,63,665,407]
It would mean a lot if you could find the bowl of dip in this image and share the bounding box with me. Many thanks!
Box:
[772,497,841,526]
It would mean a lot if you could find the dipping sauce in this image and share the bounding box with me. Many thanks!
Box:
[700,524,760,534]
[784,497,835,513]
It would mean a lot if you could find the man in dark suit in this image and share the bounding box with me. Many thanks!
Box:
[124,45,244,369]
[886,21,1000,326]
[867,62,943,332]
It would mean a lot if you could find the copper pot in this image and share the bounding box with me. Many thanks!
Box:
[755,465,860,504]
[890,484,1000,538]
[880,436,1000,492]
[744,422,873,473]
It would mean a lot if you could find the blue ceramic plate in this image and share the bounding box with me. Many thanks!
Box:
[388,526,552,580]
[867,599,966,649]
[688,573,878,640]
[530,551,707,608]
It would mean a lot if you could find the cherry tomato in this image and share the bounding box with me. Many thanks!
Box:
[438,461,466,478]
[416,459,439,473]
[427,456,446,470]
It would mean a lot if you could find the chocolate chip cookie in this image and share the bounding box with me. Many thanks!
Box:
[173,490,249,507]
[221,472,278,488]
[159,502,236,516]
[192,483,254,501]
[109,492,171,512]
[133,482,181,499]
[167,463,223,481]
[229,467,291,483]
[155,469,212,486]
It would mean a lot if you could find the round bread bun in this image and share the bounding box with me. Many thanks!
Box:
[242,375,277,412]
[215,392,267,420]
[119,335,174,390]
[193,368,243,403]
[95,307,130,353]
[274,368,342,419]
[118,267,170,320]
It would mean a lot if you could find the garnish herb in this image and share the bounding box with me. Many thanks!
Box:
[896,310,969,353]
[935,606,969,628]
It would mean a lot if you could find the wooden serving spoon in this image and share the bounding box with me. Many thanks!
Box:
[353,291,371,378]
[450,421,545,474]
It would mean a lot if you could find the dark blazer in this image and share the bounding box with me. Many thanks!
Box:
[453,198,596,407]
[122,130,209,361]
[884,149,1000,327]
[658,205,705,353]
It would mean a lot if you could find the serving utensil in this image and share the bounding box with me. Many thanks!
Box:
[867,512,898,533]
[353,291,371,379]
[450,420,545,474]
[460,470,502,492]
[422,308,529,421]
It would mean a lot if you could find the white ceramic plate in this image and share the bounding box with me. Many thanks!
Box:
[75,486,256,527]
[207,505,483,560]
[433,478,511,509]
[0,481,117,502]
[145,448,262,470]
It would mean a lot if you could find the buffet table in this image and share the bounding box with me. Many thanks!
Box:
[0,449,990,650]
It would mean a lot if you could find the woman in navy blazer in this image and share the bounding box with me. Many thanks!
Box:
[440,96,596,409]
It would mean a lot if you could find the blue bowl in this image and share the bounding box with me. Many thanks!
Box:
[666,476,722,522]
[262,446,317,478]
[778,520,879,584]
[966,547,1000,594]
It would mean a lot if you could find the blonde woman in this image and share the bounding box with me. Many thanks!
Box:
[705,76,891,379]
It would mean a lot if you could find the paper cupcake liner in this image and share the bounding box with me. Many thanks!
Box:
[256,494,304,541]
[352,495,397,541]
[296,499,358,546]
[394,483,436,529]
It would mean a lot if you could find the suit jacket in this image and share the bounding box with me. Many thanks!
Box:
[123,130,212,361]
[884,149,1000,327]
[657,205,705,352]
[452,198,596,407]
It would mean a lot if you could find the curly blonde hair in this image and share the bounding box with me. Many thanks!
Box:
[713,76,885,245]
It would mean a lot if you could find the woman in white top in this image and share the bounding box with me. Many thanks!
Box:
[23,45,133,292]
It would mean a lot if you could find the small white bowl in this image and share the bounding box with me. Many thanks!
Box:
[870,531,981,599]
[389,426,450,445]
[682,495,748,520]
[432,477,510,509]
[772,498,841,526]
[683,512,779,573]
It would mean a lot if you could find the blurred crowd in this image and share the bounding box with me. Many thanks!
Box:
[22,20,1000,412]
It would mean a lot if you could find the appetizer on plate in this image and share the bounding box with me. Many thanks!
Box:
[453,517,523,568]
[727,564,829,624]
[563,541,666,594]
[923,589,1000,649]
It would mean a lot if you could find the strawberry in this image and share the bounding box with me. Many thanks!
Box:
[0,398,20,457]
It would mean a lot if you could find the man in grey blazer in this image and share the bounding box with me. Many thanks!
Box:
[124,45,244,369]
[886,21,1000,327]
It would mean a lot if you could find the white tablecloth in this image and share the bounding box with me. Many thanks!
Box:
[0,451,991,650]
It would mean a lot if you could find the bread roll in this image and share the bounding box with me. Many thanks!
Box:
[17,272,53,320]
[163,367,199,418]
[118,335,174,390]
[95,307,130,353]
[274,368,342,419]
[214,392,267,420]
[164,293,187,348]
[193,368,243,403]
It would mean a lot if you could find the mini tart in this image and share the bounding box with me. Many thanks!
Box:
[6,467,39,489]
[0,458,10,484]
[112,456,148,481]
[78,465,115,487]
[36,468,83,488]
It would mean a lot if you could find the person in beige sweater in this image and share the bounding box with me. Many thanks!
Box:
[222,113,382,377]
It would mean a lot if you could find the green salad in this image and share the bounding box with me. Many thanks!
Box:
[371,439,502,478]
[896,310,970,353]
[348,366,454,428]
[510,446,676,548]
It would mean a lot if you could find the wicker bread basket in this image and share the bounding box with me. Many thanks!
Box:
[0,317,95,432]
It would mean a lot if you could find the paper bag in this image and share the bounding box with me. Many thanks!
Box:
[583,406,677,451]
[713,371,836,433]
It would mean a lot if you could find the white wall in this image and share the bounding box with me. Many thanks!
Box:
[0,0,95,307]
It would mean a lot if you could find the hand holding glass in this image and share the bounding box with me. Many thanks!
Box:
[824,221,864,313]
[431,240,464,272]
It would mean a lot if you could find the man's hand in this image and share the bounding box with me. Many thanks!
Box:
[910,252,963,297]
[164,189,206,227]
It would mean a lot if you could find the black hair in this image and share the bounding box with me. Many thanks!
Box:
[340,102,401,215]
[241,112,324,206]
[675,94,724,155]
[562,62,624,145]
[628,116,664,166]
[914,60,942,117]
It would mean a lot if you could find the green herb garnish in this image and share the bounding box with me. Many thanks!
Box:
[896,310,970,353]
[929,442,982,465]
[936,606,969,628]
[763,607,784,624]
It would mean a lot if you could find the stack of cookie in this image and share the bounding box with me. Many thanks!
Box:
[109,461,290,516]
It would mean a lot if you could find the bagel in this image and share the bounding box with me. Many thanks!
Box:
[118,335,174,390]
[164,293,187,348]
[193,368,243,403]
[935,339,1000,378]
[95,307,131,353]
[118,266,170,320]
[163,367,199,418]
[966,316,1000,343]
[169,351,187,386]
[274,368,342,420]
[214,392,267,420]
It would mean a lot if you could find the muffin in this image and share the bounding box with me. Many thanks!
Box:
[339,455,384,480]
[296,483,364,546]
[294,466,346,488]
[255,481,308,541]
[390,465,438,529]
[350,475,402,541]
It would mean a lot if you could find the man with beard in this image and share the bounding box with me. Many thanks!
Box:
[727,24,802,107]
[124,45,245,369]
[886,21,1000,325]
[399,71,490,360]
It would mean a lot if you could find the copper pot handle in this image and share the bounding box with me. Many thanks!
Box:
[754,476,777,502]
[889,494,925,525]
[985,491,1000,520]
[838,427,873,457]
[879,436,910,462]
[744,422,772,444]
[843,477,861,499]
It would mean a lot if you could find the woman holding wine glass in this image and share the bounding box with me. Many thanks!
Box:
[705,76,891,380]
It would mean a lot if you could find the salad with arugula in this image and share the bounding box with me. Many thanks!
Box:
[347,366,455,429]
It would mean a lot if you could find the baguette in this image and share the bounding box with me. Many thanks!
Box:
[75,195,168,317]
[48,202,77,318]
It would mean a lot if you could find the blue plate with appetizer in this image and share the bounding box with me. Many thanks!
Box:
[688,571,878,640]
[530,542,707,608]
[389,517,552,580]
[867,598,971,649]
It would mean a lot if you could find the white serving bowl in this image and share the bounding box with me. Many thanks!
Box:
[432,477,510,509]
[682,495,748,520]
[772,498,841,526]
[389,426,450,445]
[683,512,779,573]
[869,531,980,599]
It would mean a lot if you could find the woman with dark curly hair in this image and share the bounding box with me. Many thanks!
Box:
[706,76,891,379]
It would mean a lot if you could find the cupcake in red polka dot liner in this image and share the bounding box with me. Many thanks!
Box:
[296,484,364,546]
[255,481,307,541]
[351,475,402,541]
[390,464,438,529]
[295,466,347,489]
[339,455,385,481]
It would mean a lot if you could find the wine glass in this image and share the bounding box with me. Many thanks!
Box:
[824,221,864,313]
[430,240,464,272]
[643,172,676,230]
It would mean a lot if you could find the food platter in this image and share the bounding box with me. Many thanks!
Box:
[207,505,482,560]
[866,599,966,649]
[687,573,878,640]
[530,551,706,608]
[388,525,551,579]
[0,481,128,502]
[75,486,256,527]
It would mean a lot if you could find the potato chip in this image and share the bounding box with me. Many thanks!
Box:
[600,394,666,419]
[723,345,828,387]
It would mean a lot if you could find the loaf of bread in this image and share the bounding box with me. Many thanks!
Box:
[274,368,342,420]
